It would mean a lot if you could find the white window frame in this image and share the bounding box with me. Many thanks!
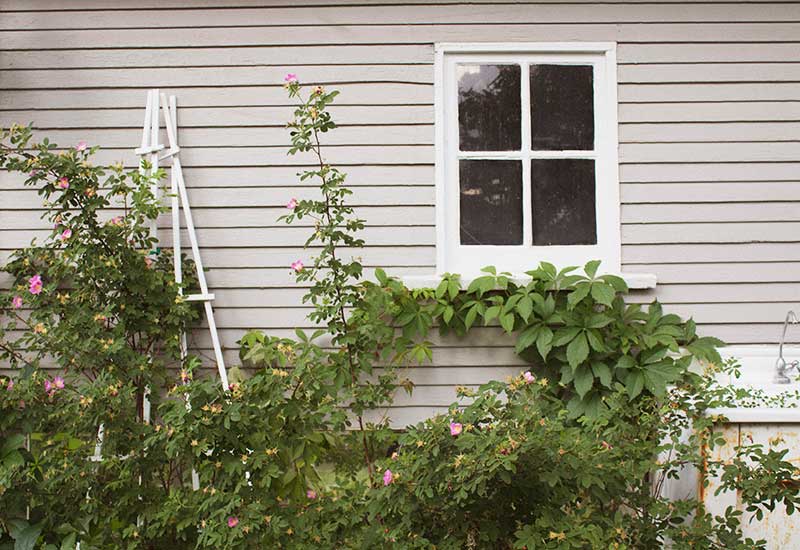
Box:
[434,42,621,278]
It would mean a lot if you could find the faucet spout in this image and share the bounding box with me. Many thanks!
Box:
[775,310,799,384]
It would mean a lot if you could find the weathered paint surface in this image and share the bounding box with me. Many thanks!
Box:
[703,423,800,548]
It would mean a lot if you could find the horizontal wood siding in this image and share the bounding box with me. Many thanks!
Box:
[1,1,799,424]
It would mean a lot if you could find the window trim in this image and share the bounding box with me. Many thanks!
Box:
[434,42,622,277]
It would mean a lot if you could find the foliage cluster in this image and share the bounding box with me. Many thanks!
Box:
[0,82,799,549]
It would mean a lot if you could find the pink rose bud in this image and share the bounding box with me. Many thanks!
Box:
[75,141,88,151]
[11,296,23,309]
[291,260,304,272]
[601,440,613,450]
[57,177,69,189]
[523,371,535,384]
[383,469,393,486]
[227,516,239,528]
[449,422,463,437]
[286,198,298,210]
[306,489,317,500]
[59,228,72,241]
[6,380,13,391]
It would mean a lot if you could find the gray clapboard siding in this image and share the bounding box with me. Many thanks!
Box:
[6,23,800,50]
[3,42,799,70]
[1,1,799,416]
[4,4,800,29]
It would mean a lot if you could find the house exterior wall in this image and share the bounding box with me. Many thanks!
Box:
[1,0,798,423]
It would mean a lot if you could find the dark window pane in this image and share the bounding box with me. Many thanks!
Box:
[531,159,596,245]
[459,160,522,245]
[458,64,521,151]
[530,64,594,150]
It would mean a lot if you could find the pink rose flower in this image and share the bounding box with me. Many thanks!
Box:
[286,197,298,210]
[29,169,39,177]
[53,376,65,390]
[227,516,239,528]
[306,489,317,499]
[291,260,304,272]
[383,469,393,486]
[44,379,52,394]
[59,228,72,241]
[284,73,298,84]
[523,371,535,384]
[109,216,124,226]
[449,422,463,437]
[75,141,88,151]
[12,296,22,309]
[6,379,13,391]
[57,177,69,189]
[28,274,43,295]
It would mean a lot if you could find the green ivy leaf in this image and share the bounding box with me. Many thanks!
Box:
[516,295,533,322]
[625,370,645,400]
[590,283,616,307]
[566,332,589,368]
[567,282,591,309]
[484,305,501,325]
[536,327,553,360]
[591,362,613,388]
[516,325,540,354]
[552,326,581,347]
[464,304,479,331]
[574,364,594,398]
[499,312,515,334]
[584,259,601,279]
[435,278,448,299]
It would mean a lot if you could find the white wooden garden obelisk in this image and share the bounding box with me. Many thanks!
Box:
[135,90,230,392]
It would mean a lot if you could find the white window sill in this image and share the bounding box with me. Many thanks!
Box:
[401,272,657,290]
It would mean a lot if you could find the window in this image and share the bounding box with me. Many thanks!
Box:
[434,43,621,276]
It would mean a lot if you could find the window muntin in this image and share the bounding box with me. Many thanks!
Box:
[437,44,620,276]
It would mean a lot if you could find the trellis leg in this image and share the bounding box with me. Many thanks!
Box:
[159,93,229,391]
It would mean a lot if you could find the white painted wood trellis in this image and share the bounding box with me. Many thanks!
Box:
[88,90,230,485]
[136,88,230,394]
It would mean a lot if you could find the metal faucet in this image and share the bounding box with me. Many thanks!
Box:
[775,310,800,384]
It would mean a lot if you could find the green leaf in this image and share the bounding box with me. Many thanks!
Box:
[464,304,479,331]
[60,534,77,550]
[584,259,601,279]
[625,370,645,400]
[591,362,613,388]
[484,305,501,325]
[566,332,589,368]
[574,364,594,398]
[442,305,454,324]
[536,327,553,360]
[516,295,533,322]
[13,523,42,550]
[434,278,448,299]
[600,273,628,293]
[567,283,591,309]
[552,326,581,347]
[586,329,606,353]
[499,312,515,334]
[375,267,388,285]
[615,355,636,370]
[590,283,616,307]
[448,279,461,300]
[516,325,540,353]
